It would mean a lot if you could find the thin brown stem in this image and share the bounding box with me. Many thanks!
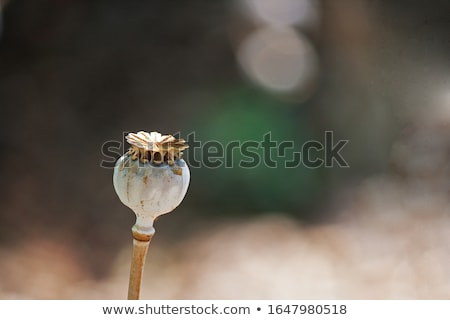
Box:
[128,235,152,300]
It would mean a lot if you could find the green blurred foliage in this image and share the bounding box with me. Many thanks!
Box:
[184,88,327,216]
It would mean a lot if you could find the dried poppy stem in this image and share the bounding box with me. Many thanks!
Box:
[128,229,153,300]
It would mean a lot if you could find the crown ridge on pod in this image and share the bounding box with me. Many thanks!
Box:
[126,131,189,165]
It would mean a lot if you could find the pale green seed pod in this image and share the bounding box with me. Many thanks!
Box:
[113,131,190,238]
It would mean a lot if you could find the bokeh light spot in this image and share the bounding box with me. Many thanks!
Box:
[241,0,320,29]
[237,27,319,96]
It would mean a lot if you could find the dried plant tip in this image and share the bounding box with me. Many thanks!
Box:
[126,131,188,165]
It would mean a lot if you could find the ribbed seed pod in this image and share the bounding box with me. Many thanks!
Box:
[113,131,190,236]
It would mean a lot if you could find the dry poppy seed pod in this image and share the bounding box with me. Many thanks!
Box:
[113,131,190,238]
[113,130,190,300]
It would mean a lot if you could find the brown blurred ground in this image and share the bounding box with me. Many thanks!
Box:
[1,176,449,299]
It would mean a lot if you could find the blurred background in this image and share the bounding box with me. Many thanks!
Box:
[0,0,449,299]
